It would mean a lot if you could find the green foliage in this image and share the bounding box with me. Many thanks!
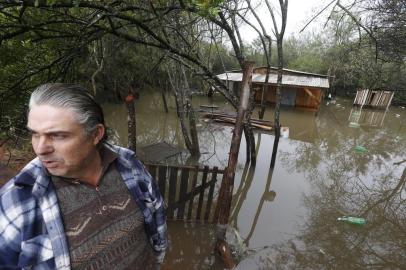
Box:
[283,35,330,74]
[188,0,224,17]
[73,0,81,8]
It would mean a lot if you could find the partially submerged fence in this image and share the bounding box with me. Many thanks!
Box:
[145,163,226,223]
[353,89,394,109]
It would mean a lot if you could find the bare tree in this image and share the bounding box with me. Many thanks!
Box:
[166,60,200,156]
[268,0,288,169]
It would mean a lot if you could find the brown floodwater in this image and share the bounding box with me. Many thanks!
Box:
[103,92,406,270]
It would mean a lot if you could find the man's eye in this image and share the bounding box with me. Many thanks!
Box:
[31,133,40,139]
[51,134,67,140]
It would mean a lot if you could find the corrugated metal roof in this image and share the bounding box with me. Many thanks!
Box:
[217,72,330,89]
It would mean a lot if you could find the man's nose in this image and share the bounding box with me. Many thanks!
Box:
[35,136,54,155]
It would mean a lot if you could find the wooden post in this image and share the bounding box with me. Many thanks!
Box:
[125,93,136,151]
[216,61,254,269]
[386,91,394,110]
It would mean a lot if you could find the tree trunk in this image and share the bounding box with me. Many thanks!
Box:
[259,41,272,119]
[125,94,136,152]
[216,62,254,267]
[245,82,258,164]
[160,79,169,113]
[270,40,284,169]
[268,0,287,169]
[166,64,200,156]
[173,92,194,153]
[187,100,200,156]
[181,66,200,156]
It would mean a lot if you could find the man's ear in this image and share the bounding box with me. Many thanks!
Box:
[93,124,105,145]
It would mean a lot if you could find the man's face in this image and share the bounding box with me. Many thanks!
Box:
[27,105,101,178]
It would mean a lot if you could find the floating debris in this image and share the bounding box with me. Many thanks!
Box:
[264,190,276,201]
[354,145,368,153]
[349,122,360,128]
[200,112,273,131]
[280,127,289,138]
[337,216,366,225]
[395,114,400,118]
[351,111,361,116]
[199,104,219,109]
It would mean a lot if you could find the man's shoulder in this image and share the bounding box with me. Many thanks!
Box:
[0,158,42,197]
[105,144,136,159]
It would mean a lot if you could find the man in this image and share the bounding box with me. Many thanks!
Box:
[0,84,167,269]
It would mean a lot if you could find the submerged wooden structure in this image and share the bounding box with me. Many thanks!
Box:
[353,89,394,109]
[140,62,253,269]
[200,112,273,131]
[217,67,330,111]
[145,163,225,223]
[348,108,388,128]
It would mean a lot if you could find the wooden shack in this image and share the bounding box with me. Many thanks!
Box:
[217,67,330,111]
[353,89,394,110]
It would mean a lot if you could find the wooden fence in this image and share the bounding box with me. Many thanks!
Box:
[353,89,394,109]
[145,163,226,223]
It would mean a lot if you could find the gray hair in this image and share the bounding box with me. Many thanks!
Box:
[29,83,107,142]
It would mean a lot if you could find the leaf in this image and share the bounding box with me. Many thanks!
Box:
[48,0,57,7]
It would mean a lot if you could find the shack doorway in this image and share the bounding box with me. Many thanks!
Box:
[281,88,297,106]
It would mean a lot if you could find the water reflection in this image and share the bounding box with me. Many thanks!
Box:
[243,167,276,248]
[161,221,222,270]
[270,99,406,269]
[102,93,406,269]
[348,107,388,128]
[264,165,406,269]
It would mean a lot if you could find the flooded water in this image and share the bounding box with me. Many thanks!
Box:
[103,92,405,269]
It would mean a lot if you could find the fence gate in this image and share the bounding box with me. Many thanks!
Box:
[145,163,226,223]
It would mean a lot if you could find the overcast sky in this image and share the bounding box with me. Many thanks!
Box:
[240,0,335,42]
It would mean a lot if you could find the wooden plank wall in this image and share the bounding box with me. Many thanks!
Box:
[146,164,225,223]
[254,84,323,110]
[295,88,322,109]
[253,84,276,103]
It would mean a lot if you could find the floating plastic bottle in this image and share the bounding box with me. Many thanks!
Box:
[337,216,366,225]
[354,145,368,153]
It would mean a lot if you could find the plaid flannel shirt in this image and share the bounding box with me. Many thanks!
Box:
[0,144,167,269]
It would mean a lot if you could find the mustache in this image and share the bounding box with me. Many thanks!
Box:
[39,157,61,162]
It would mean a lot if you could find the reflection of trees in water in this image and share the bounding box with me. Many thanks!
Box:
[271,106,406,269]
[242,167,276,248]
[196,124,233,167]
[136,112,183,147]
[230,162,256,229]
[230,134,276,261]
[267,166,405,269]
